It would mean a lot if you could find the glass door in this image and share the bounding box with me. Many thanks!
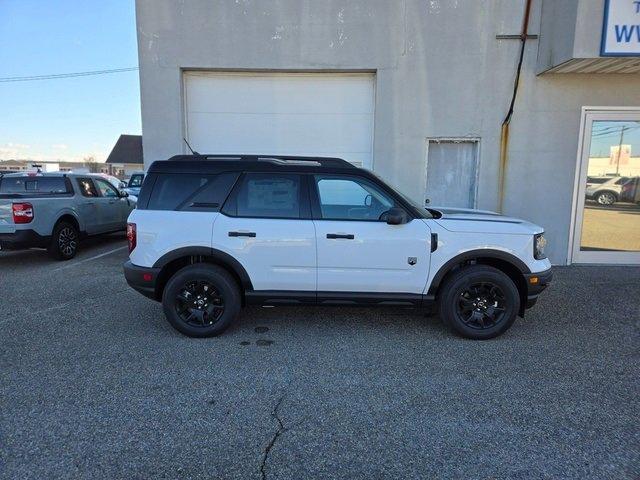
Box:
[571,109,640,264]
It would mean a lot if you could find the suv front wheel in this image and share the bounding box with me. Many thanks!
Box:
[438,265,520,340]
[162,264,241,337]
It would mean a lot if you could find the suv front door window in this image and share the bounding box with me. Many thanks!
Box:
[312,174,432,294]
[316,176,393,221]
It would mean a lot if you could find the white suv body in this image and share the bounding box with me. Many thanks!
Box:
[124,156,552,339]
[585,176,629,205]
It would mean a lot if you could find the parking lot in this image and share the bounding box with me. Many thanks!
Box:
[1,237,638,479]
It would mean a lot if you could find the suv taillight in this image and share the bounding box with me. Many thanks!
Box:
[12,203,34,224]
[127,223,137,253]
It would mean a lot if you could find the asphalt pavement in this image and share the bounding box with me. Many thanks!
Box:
[1,236,638,479]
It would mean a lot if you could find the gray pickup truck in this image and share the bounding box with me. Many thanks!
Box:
[0,172,135,260]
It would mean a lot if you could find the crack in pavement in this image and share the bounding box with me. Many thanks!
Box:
[260,394,287,480]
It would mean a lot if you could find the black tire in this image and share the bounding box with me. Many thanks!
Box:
[162,264,241,337]
[48,221,79,260]
[438,265,520,340]
[595,191,617,205]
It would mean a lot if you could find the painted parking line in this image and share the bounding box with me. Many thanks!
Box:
[52,245,128,272]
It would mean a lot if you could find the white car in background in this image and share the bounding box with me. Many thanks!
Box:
[98,174,137,204]
[585,176,630,205]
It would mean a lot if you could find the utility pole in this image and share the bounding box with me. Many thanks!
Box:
[615,125,627,176]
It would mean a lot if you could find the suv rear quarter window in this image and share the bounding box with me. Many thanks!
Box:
[146,173,239,211]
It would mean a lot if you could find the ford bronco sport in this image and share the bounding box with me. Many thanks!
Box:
[124,155,552,339]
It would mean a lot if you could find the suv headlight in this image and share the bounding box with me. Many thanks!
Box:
[534,232,547,260]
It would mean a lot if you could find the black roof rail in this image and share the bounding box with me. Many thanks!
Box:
[165,154,356,168]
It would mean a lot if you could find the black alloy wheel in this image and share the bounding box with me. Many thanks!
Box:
[175,280,225,327]
[162,264,241,337]
[456,282,507,330]
[438,265,520,339]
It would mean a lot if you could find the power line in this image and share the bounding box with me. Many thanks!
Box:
[0,67,139,83]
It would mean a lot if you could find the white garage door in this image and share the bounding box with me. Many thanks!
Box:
[183,72,375,168]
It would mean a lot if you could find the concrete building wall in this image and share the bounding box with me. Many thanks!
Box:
[136,0,640,264]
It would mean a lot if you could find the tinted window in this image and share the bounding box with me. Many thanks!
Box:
[77,178,99,197]
[94,178,118,198]
[315,175,394,221]
[0,176,69,194]
[147,173,238,211]
[234,173,301,218]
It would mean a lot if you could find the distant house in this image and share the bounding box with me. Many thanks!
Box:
[106,134,143,178]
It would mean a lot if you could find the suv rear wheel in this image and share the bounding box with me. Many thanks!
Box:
[438,265,520,340]
[162,264,241,337]
[48,221,79,260]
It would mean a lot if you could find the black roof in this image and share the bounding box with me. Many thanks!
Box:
[106,134,143,164]
[148,155,358,174]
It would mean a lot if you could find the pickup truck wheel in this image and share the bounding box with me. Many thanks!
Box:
[162,264,241,337]
[48,222,79,260]
[438,265,520,340]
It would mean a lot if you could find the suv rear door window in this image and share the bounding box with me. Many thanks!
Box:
[0,176,70,194]
[230,173,302,219]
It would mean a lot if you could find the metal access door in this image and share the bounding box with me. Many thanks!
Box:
[570,108,640,265]
[425,139,479,208]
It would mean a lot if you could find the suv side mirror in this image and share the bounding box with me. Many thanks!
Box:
[381,207,409,225]
[118,189,129,198]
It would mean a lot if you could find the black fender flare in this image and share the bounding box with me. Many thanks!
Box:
[152,246,254,290]
[427,249,530,297]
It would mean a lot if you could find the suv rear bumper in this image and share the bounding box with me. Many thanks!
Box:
[124,261,160,300]
[523,267,553,309]
[0,229,50,250]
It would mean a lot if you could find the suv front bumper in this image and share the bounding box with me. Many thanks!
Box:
[523,267,553,309]
[124,261,160,300]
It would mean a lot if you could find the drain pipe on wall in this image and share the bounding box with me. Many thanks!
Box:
[497,0,533,213]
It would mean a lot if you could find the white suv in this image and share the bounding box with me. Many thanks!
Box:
[124,155,552,340]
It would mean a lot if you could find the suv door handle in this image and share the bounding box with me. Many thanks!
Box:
[326,233,354,239]
[228,231,256,238]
